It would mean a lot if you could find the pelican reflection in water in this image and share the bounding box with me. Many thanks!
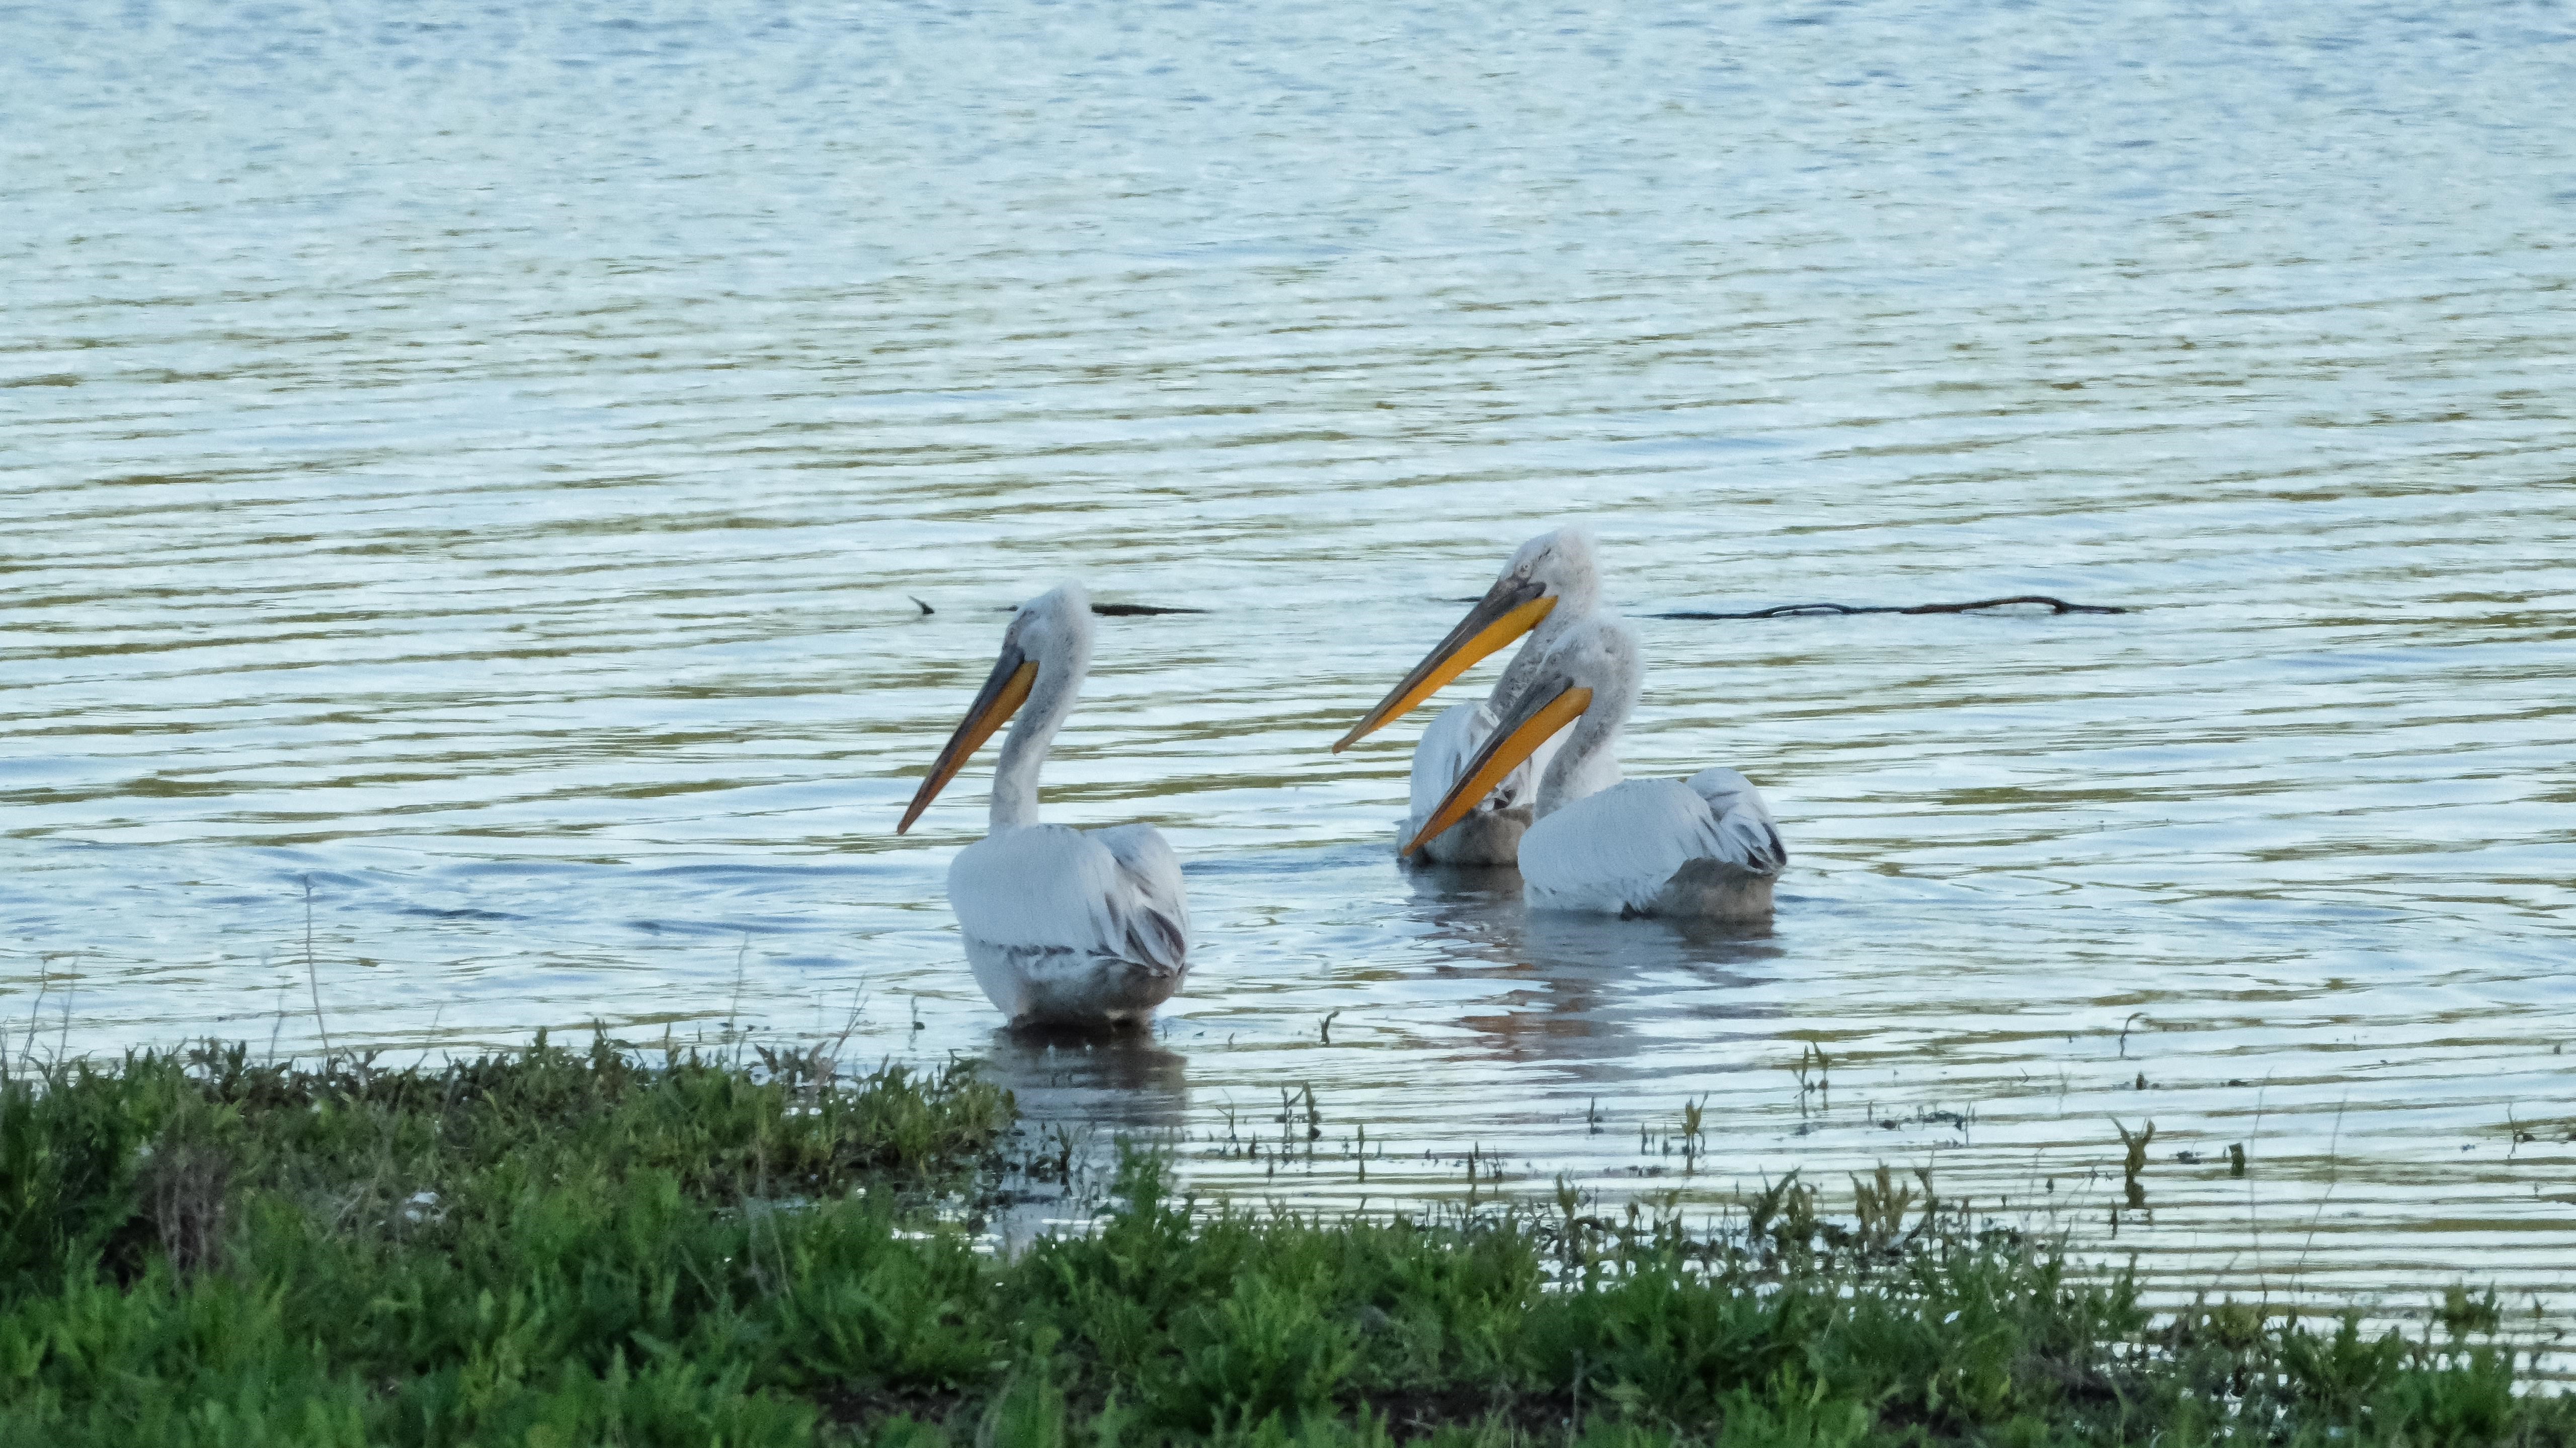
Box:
[977,1026,1188,1249]
[897,582,1190,1028]
[1332,527,1602,865]
[982,1026,1190,1136]
[1400,866,1780,1067]
[1407,614,1788,922]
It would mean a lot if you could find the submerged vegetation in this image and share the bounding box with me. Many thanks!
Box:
[0,1039,2565,1446]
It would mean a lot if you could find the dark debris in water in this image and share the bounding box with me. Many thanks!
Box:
[1655,595,2127,620]
[974,601,1208,615]
[1005,596,2120,619]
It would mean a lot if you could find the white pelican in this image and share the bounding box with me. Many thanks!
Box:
[896,582,1190,1027]
[1330,527,1602,864]
[1403,614,1787,921]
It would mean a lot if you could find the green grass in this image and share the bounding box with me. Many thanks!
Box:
[1,1041,2565,1447]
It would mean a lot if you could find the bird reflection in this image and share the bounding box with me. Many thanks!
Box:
[1400,861,1526,946]
[980,1024,1189,1136]
[975,1026,1189,1251]
[1398,866,1781,1068]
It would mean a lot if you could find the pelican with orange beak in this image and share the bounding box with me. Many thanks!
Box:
[897,582,1189,1026]
[1331,527,1602,864]
[1404,614,1787,920]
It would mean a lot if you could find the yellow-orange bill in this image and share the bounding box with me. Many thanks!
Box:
[1401,685,1591,856]
[1330,582,1555,753]
[897,657,1037,834]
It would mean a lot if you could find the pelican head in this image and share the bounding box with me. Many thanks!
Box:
[1331,524,1601,753]
[897,582,1094,833]
[1402,614,1639,855]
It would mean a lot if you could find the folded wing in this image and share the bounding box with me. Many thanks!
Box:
[947,822,1189,976]
[1520,774,1785,914]
[1089,822,1190,974]
[1684,767,1789,875]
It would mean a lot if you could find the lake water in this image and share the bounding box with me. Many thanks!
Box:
[6,0,2574,1314]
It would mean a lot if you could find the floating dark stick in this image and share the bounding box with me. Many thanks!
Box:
[976,601,1208,615]
[952,594,2116,619]
[1653,595,2125,620]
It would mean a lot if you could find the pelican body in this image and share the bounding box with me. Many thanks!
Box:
[1406,615,1787,921]
[1332,527,1601,864]
[897,583,1189,1026]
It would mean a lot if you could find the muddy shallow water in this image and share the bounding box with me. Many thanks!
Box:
[7,0,2575,1310]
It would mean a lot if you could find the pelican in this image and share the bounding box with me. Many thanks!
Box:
[896,582,1190,1027]
[1403,614,1787,920]
[1330,527,1602,864]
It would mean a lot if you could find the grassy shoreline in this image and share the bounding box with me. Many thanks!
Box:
[1,1040,2562,1446]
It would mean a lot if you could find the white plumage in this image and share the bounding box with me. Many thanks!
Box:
[1519,770,1787,919]
[949,822,1188,1024]
[1407,615,1788,922]
[898,583,1189,1027]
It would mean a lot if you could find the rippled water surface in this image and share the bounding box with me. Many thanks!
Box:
[8,0,2575,1309]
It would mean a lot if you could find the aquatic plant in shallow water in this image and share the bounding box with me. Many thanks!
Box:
[0,1033,1013,1293]
[0,1045,2569,1445]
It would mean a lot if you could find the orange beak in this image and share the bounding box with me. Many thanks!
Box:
[1400,682,1592,856]
[1332,575,1556,753]
[897,645,1038,834]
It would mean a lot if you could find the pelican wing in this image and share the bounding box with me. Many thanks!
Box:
[947,823,1188,976]
[1089,822,1191,974]
[1683,768,1789,874]
[1520,775,1785,914]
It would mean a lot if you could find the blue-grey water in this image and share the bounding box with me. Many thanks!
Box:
[6,0,2574,1311]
